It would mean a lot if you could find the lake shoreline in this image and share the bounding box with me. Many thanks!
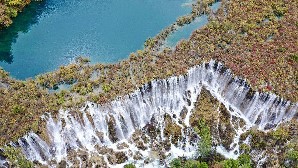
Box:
[0,0,297,167]
[0,0,33,29]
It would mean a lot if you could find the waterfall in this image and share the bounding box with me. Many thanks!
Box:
[2,60,297,167]
[0,149,8,167]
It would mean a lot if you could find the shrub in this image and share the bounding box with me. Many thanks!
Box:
[199,162,208,168]
[124,163,136,168]
[222,159,240,168]
[238,154,252,167]
[170,158,182,168]
[239,144,250,153]
[3,146,33,168]
[221,154,252,168]
[185,160,210,168]
[286,150,298,167]
[102,84,112,93]
[271,127,289,142]
[272,4,287,17]
[11,105,24,114]
[290,54,298,63]
[195,119,212,159]
[144,38,155,48]
[184,160,201,168]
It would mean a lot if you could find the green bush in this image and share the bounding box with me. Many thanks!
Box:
[238,154,252,167]
[124,163,136,168]
[239,144,250,153]
[3,146,33,168]
[184,160,201,168]
[272,4,287,17]
[0,0,33,28]
[102,84,112,93]
[199,162,208,168]
[290,54,298,63]
[287,150,298,161]
[222,159,240,168]
[11,104,24,114]
[144,38,155,48]
[170,158,182,168]
[271,127,289,142]
[221,154,252,168]
[195,119,212,159]
[186,161,208,168]
[168,159,209,168]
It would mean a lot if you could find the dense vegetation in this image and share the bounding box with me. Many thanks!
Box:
[0,0,297,167]
[0,0,32,28]
[169,89,298,168]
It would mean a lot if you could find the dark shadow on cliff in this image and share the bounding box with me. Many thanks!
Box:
[0,1,47,64]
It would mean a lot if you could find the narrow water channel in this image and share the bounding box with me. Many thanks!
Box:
[165,1,221,47]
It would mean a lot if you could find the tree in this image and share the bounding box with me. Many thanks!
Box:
[170,158,182,168]
[195,119,212,159]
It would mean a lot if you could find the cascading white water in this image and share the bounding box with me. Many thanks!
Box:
[0,149,8,168]
[1,60,297,167]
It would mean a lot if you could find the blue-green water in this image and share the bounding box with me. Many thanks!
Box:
[210,1,221,11]
[165,15,208,47]
[165,1,221,47]
[0,0,192,79]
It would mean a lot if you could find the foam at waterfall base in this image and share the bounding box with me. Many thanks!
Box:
[1,60,297,167]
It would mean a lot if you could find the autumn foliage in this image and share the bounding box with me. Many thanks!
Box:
[0,0,31,28]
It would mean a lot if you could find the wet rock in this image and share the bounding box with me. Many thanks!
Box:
[264,123,276,130]
[108,115,118,143]
[108,151,128,165]
[131,130,148,150]
[163,139,171,151]
[79,153,88,162]
[164,114,182,145]
[117,142,129,150]
[133,151,143,160]
[131,130,142,142]
[230,115,246,130]
[107,154,117,165]
[144,158,151,164]
[245,88,255,100]
[97,146,114,155]
[218,121,236,149]
[115,152,128,164]
[254,114,262,125]
[58,160,67,168]
[151,141,161,152]
[173,114,177,119]
[136,140,147,150]
[141,134,149,144]
[127,150,133,157]
[88,155,107,167]
[189,89,220,128]
[180,107,188,120]
[288,120,298,137]
[186,98,192,106]
[158,150,166,161]
[95,131,104,142]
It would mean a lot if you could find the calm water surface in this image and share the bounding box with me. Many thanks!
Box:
[0,0,193,79]
[165,1,221,47]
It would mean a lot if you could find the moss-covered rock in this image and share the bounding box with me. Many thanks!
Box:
[164,113,182,145]
[190,89,237,149]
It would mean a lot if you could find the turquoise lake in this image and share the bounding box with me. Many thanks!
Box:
[0,0,193,79]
